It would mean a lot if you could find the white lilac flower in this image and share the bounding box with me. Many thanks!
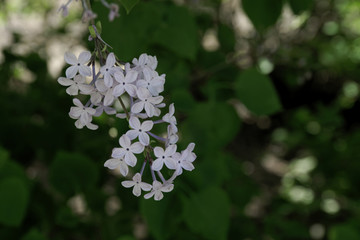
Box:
[144,181,174,201]
[103,85,116,106]
[152,145,177,171]
[131,87,163,117]
[173,151,195,176]
[104,157,129,176]
[69,98,96,126]
[112,135,144,167]
[121,173,152,197]
[112,70,138,97]
[162,103,177,133]
[74,118,98,130]
[100,53,121,87]
[90,91,103,105]
[64,51,91,78]
[183,143,196,162]
[58,75,93,96]
[126,117,153,146]
[136,67,165,96]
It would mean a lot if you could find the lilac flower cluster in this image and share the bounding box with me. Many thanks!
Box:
[58,51,196,200]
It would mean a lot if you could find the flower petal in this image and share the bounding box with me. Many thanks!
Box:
[125,70,138,83]
[122,180,135,188]
[141,120,154,131]
[57,77,73,86]
[118,162,129,176]
[64,52,77,65]
[119,134,131,148]
[130,142,144,154]
[126,129,138,140]
[124,152,137,167]
[129,117,141,129]
[131,102,144,114]
[104,158,120,169]
[139,132,150,146]
[153,147,164,158]
[132,185,141,197]
[66,84,79,95]
[79,65,91,77]
[78,51,91,64]
[151,159,163,171]
[154,191,164,201]
[66,66,78,79]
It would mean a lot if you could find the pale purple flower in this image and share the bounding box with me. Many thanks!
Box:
[166,125,179,147]
[58,75,93,96]
[69,98,96,127]
[121,173,152,197]
[136,67,165,96]
[100,53,121,87]
[152,145,177,171]
[144,181,174,201]
[64,51,91,78]
[112,135,144,167]
[104,157,129,176]
[126,117,153,146]
[113,70,138,97]
[131,87,163,117]
[82,10,97,22]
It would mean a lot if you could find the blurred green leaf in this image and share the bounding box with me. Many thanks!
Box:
[140,196,181,240]
[242,0,283,31]
[0,146,9,169]
[49,151,98,196]
[288,0,313,15]
[119,0,139,14]
[329,224,360,240]
[0,177,29,226]
[235,68,282,115]
[153,6,198,60]
[55,206,79,228]
[184,101,240,153]
[218,24,235,52]
[183,187,230,240]
[21,229,47,240]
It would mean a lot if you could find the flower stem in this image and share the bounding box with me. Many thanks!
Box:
[118,97,129,121]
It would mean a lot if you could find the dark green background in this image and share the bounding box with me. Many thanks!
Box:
[1,0,360,239]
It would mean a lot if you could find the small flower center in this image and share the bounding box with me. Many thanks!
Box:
[126,148,129,151]
[77,63,80,66]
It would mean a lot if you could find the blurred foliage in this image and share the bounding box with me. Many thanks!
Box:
[2,0,360,239]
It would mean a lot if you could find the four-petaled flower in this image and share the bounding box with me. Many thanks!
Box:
[131,87,163,117]
[112,135,144,167]
[152,145,177,171]
[126,117,153,146]
[113,70,138,97]
[144,181,174,201]
[136,67,164,96]
[121,173,152,197]
[100,52,120,87]
[58,75,93,96]
[64,51,92,78]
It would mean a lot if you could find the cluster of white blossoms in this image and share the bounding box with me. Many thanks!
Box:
[58,51,196,200]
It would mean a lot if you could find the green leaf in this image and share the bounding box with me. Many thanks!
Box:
[183,101,240,154]
[183,187,230,240]
[0,177,29,226]
[49,151,98,196]
[0,146,9,170]
[140,196,181,240]
[21,229,47,240]
[153,6,198,60]
[235,68,282,115]
[119,0,139,14]
[329,224,360,240]
[242,0,284,31]
[288,0,313,15]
